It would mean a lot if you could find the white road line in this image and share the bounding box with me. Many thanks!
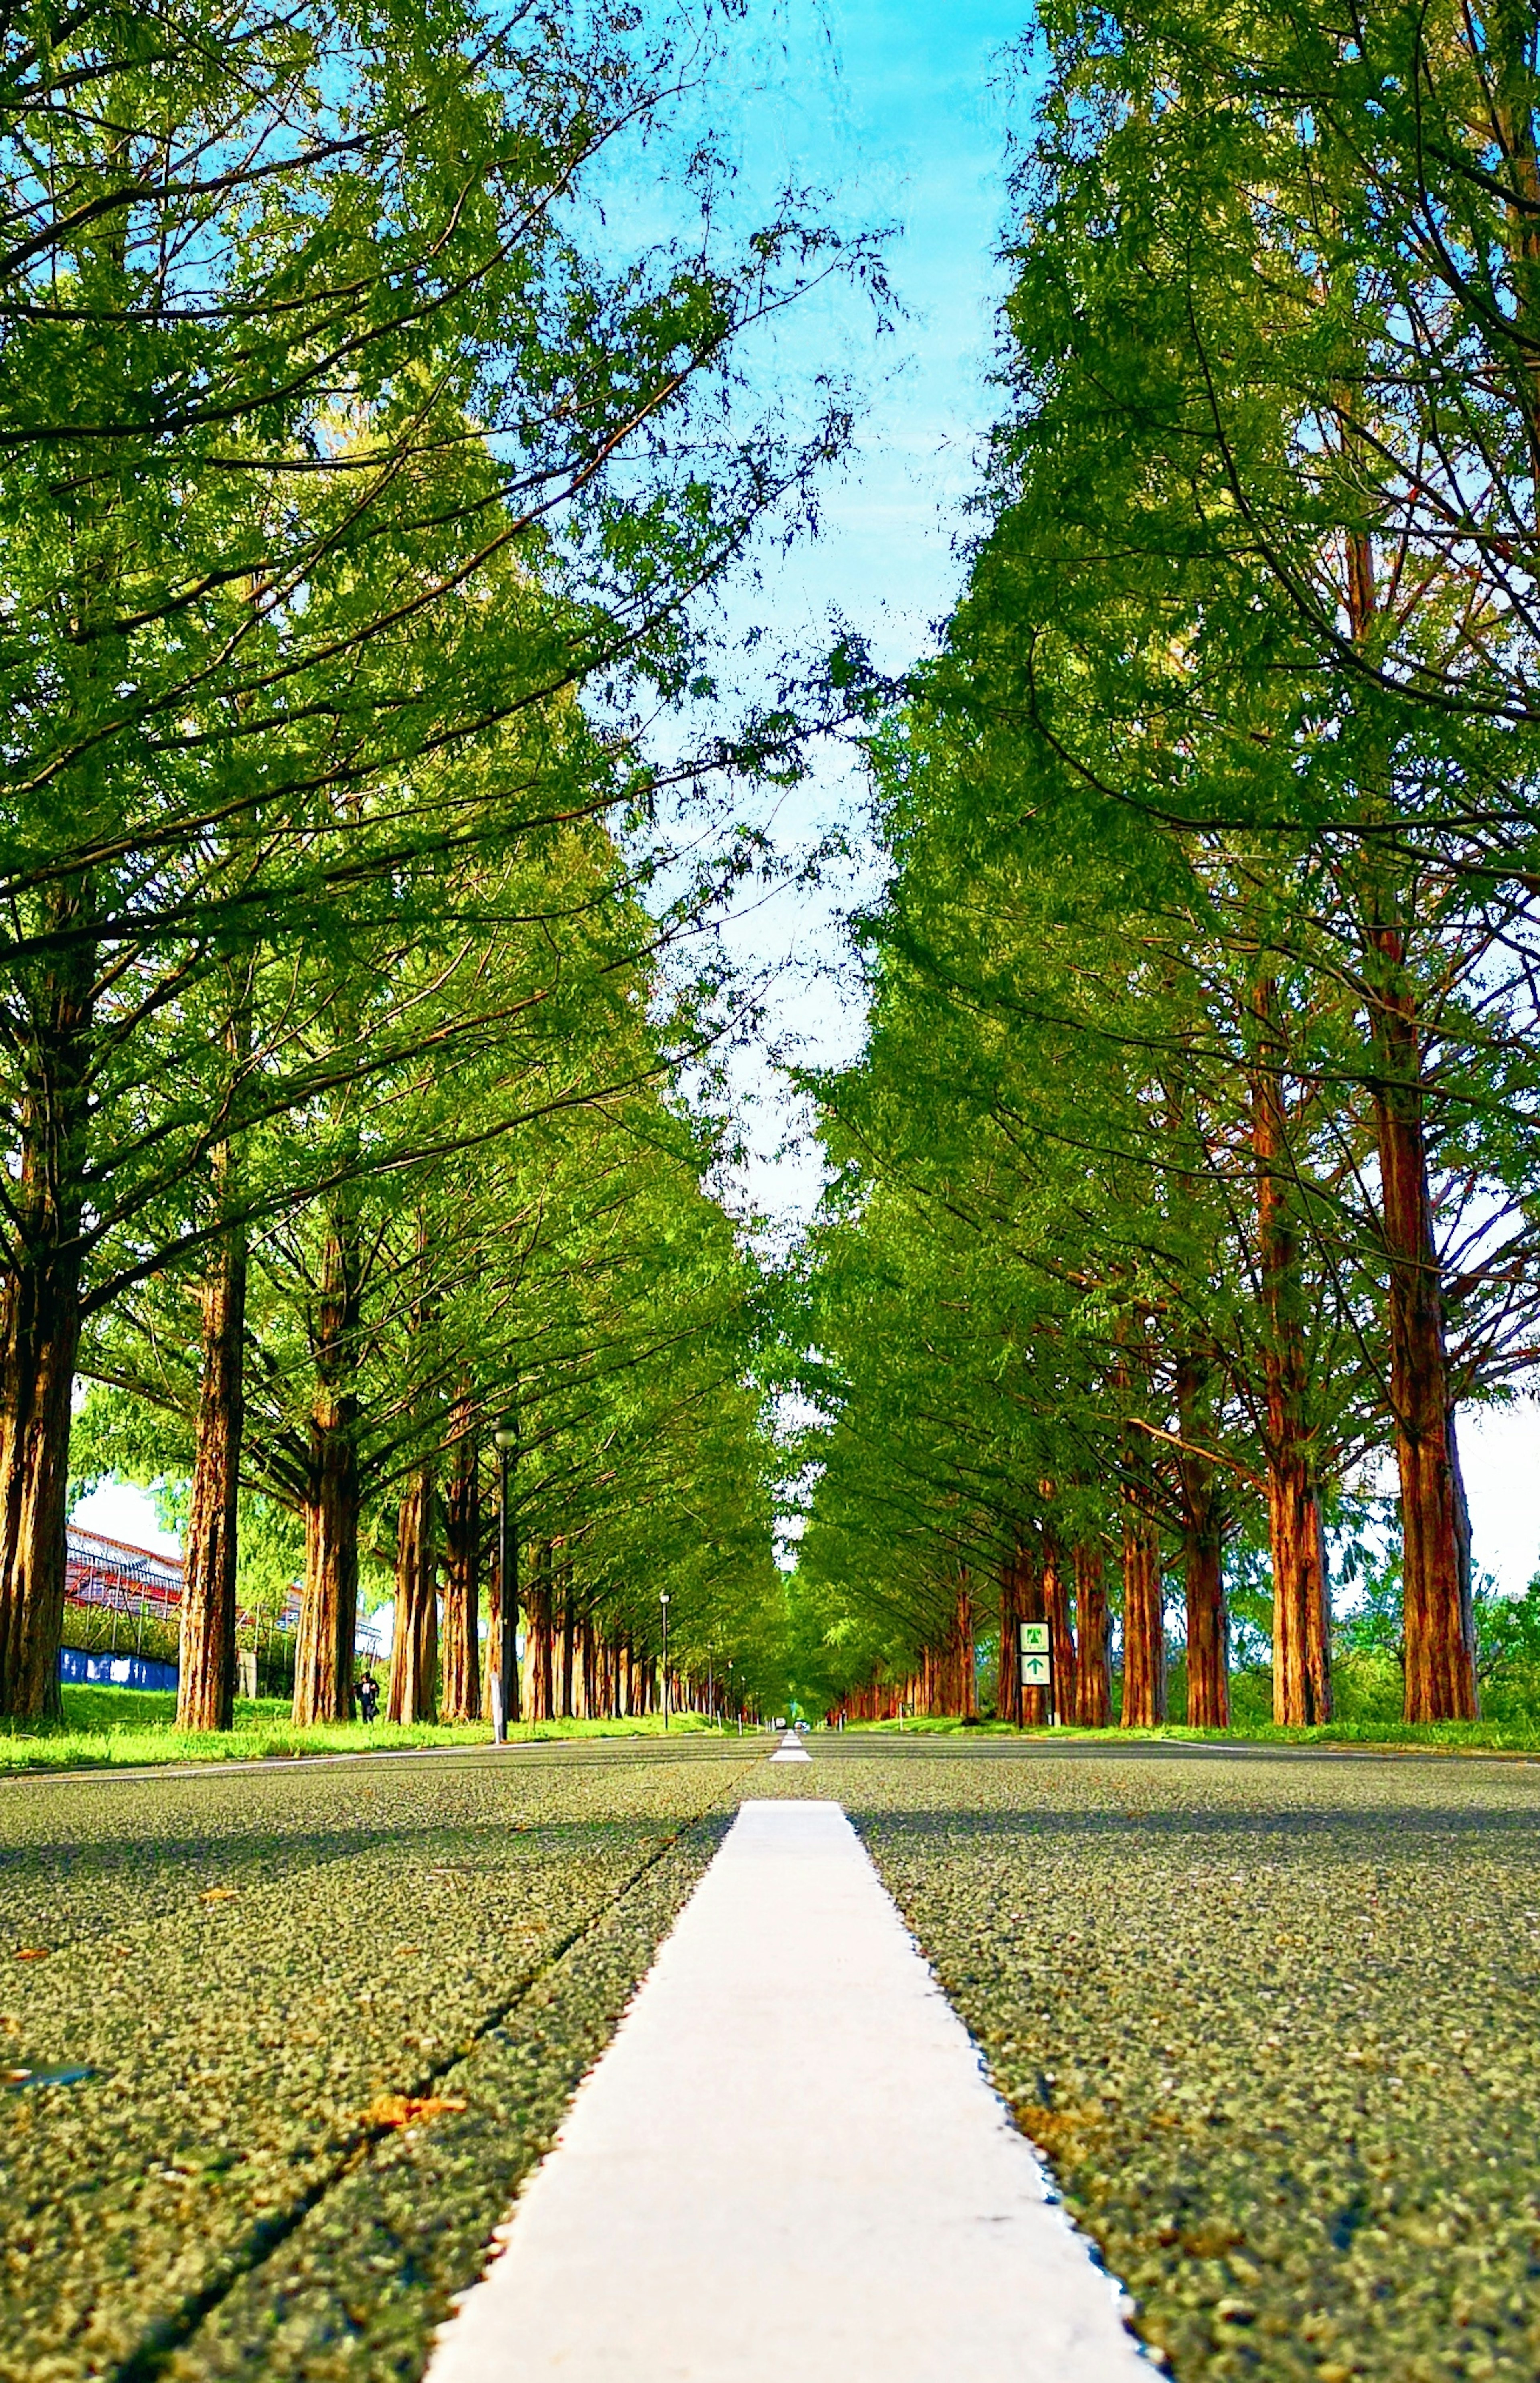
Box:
[428,1798,1148,2383]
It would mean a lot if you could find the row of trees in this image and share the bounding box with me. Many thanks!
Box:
[79,1002,786,1728]
[0,0,857,1724]
[790,0,1540,1729]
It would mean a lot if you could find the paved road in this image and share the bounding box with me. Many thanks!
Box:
[0,1740,766,2383]
[4,1731,1537,2383]
[431,1798,1145,2383]
[798,1735,1540,2383]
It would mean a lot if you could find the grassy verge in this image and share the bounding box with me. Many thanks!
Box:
[0,1686,733,1774]
[843,1713,1540,1753]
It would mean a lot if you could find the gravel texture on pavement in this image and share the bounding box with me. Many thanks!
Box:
[1,1741,764,2383]
[794,1739,1540,2383]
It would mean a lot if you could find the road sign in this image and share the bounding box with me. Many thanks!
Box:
[1020,1652,1052,1686]
[1019,1623,1049,1653]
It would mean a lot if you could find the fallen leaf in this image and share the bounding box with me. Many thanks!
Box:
[199,1888,239,1903]
[3,2060,94,2091]
[392,1944,422,1957]
[14,1947,49,1960]
[363,2093,466,2130]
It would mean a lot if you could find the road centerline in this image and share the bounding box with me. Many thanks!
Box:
[428,1796,1147,2383]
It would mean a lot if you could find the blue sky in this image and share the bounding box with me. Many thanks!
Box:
[689,0,1037,1229]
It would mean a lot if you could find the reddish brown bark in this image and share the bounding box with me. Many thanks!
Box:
[929,1571,977,1717]
[178,1185,247,1732]
[1341,526,1474,1722]
[1013,1544,1049,1726]
[1175,1353,1229,1729]
[1251,979,1333,1726]
[387,1463,438,1722]
[1073,1542,1112,1727]
[0,906,95,1723]
[440,1390,481,1723]
[529,1552,555,1721]
[1119,1513,1166,1728]
[292,1206,362,1726]
[1042,1524,1077,1727]
[559,1568,576,1719]
[293,1408,359,1725]
[996,1551,1022,1724]
[1366,932,1477,1721]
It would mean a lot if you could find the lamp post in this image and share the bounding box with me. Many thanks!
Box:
[660,1591,670,1731]
[492,1406,520,1745]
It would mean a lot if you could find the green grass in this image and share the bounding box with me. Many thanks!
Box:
[845,1712,1540,1753]
[0,1685,736,1773]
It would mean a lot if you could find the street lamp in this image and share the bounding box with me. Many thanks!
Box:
[660,1591,670,1731]
[492,1406,520,1745]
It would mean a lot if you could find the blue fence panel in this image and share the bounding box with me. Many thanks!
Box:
[59,1646,178,1694]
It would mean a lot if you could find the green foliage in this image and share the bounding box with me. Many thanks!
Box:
[784,0,1540,1731]
[1475,1581,1540,1722]
[0,0,878,1720]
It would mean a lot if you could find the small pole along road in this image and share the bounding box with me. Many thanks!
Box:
[4,1732,1540,2383]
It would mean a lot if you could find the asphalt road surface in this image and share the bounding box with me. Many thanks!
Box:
[802,1735,1540,2383]
[5,1732,1539,2383]
[1,1740,763,2383]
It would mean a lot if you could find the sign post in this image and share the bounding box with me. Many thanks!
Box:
[1019,1621,1053,1724]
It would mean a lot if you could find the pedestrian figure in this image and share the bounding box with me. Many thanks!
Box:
[357,1674,379,1724]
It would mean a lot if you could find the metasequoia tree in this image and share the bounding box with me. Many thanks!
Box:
[790,0,1540,1728]
[0,0,871,1719]
[80,926,786,1723]
[947,0,1540,1715]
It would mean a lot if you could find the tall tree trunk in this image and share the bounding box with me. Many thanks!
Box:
[1251,978,1333,1726]
[1015,1540,1049,1726]
[1042,1522,1077,1726]
[534,1556,555,1721]
[0,1244,83,1725]
[0,904,96,1724]
[1118,1382,1167,1728]
[292,1204,362,1726]
[1073,1540,1112,1726]
[1119,1512,1166,1726]
[1340,523,1472,1721]
[1176,1352,1228,1728]
[441,1390,481,1723]
[388,1463,437,1722]
[294,1405,359,1725]
[178,1175,247,1732]
[177,964,255,1733]
[1366,930,1477,1720]
[559,1569,575,1720]
[996,1550,1022,1723]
